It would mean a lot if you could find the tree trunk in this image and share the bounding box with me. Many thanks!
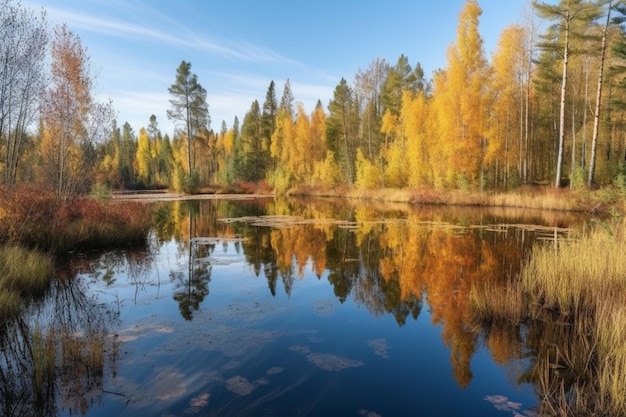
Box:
[589,1,612,187]
[555,15,569,188]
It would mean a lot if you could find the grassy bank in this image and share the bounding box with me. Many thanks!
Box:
[0,246,54,321]
[521,215,626,415]
[0,185,153,322]
[287,184,620,214]
[469,207,626,415]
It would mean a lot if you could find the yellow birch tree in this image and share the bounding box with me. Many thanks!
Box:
[435,0,491,189]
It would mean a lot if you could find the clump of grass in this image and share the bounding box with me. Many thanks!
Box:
[469,279,525,325]
[521,225,626,313]
[0,246,54,294]
[0,245,54,321]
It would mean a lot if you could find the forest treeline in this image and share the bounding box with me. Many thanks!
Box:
[4,0,626,198]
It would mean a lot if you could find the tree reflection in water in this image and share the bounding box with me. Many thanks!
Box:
[172,237,212,321]
[0,273,119,417]
[7,197,611,416]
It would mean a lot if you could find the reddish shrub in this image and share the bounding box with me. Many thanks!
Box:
[0,185,58,243]
[0,185,151,253]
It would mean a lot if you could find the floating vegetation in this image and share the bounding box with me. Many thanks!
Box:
[220,215,353,228]
[484,395,536,416]
[288,345,364,372]
[367,339,390,359]
[266,367,284,375]
[225,376,269,396]
[220,214,575,245]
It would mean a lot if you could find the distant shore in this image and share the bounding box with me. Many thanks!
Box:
[109,186,622,216]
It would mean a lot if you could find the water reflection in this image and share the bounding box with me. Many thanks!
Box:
[0,271,120,416]
[1,197,607,416]
[154,198,578,392]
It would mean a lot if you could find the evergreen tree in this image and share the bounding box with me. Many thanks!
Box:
[120,122,137,188]
[228,116,242,183]
[381,54,427,117]
[262,80,278,141]
[327,78,360,184]
[239,100,264,181]
[167,60,209,176]
[261,81,277,174]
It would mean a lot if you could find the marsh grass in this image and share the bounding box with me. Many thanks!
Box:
[0,245,54,321]
[0,246,53,294]
[518,217,626,415]
[467,209,626,415]
[521,223,626,314]
[343,185,610,212]
[469,279,525,325]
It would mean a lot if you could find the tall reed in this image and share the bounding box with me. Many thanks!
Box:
[520,217,626,416]
[0,245,54,321]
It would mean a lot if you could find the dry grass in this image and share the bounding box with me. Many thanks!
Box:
[340,185,610,213]
[490,188,586,211]
[0,245,54,322]
[0,246,54,294]
[520,218,626,415]
[521,223,626,313]
[469,279,525,325]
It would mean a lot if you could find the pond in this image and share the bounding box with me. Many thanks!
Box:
[0,197,591,417]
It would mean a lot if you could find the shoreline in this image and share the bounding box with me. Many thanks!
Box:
[110,186,622,215]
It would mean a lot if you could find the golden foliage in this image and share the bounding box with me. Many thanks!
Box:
[355,149,383,190]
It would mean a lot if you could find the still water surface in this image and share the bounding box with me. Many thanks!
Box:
[1,197,587,417]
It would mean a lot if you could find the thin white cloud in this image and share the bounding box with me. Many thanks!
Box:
[44,6,188,47]
[43,5,302,66]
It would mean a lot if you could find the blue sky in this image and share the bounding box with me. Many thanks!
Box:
[23,0,532,136]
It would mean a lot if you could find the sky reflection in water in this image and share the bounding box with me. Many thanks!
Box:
[41,198,582,416]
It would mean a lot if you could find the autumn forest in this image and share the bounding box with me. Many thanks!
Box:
[3,0,626,199]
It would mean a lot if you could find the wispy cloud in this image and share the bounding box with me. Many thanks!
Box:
[43,5,301,66]
[44,6,188,47]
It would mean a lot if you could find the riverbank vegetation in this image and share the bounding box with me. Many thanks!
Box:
[0,185,152,322]
[0,246,54,321]
[0,185,151,254]
[469,205,626,416]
